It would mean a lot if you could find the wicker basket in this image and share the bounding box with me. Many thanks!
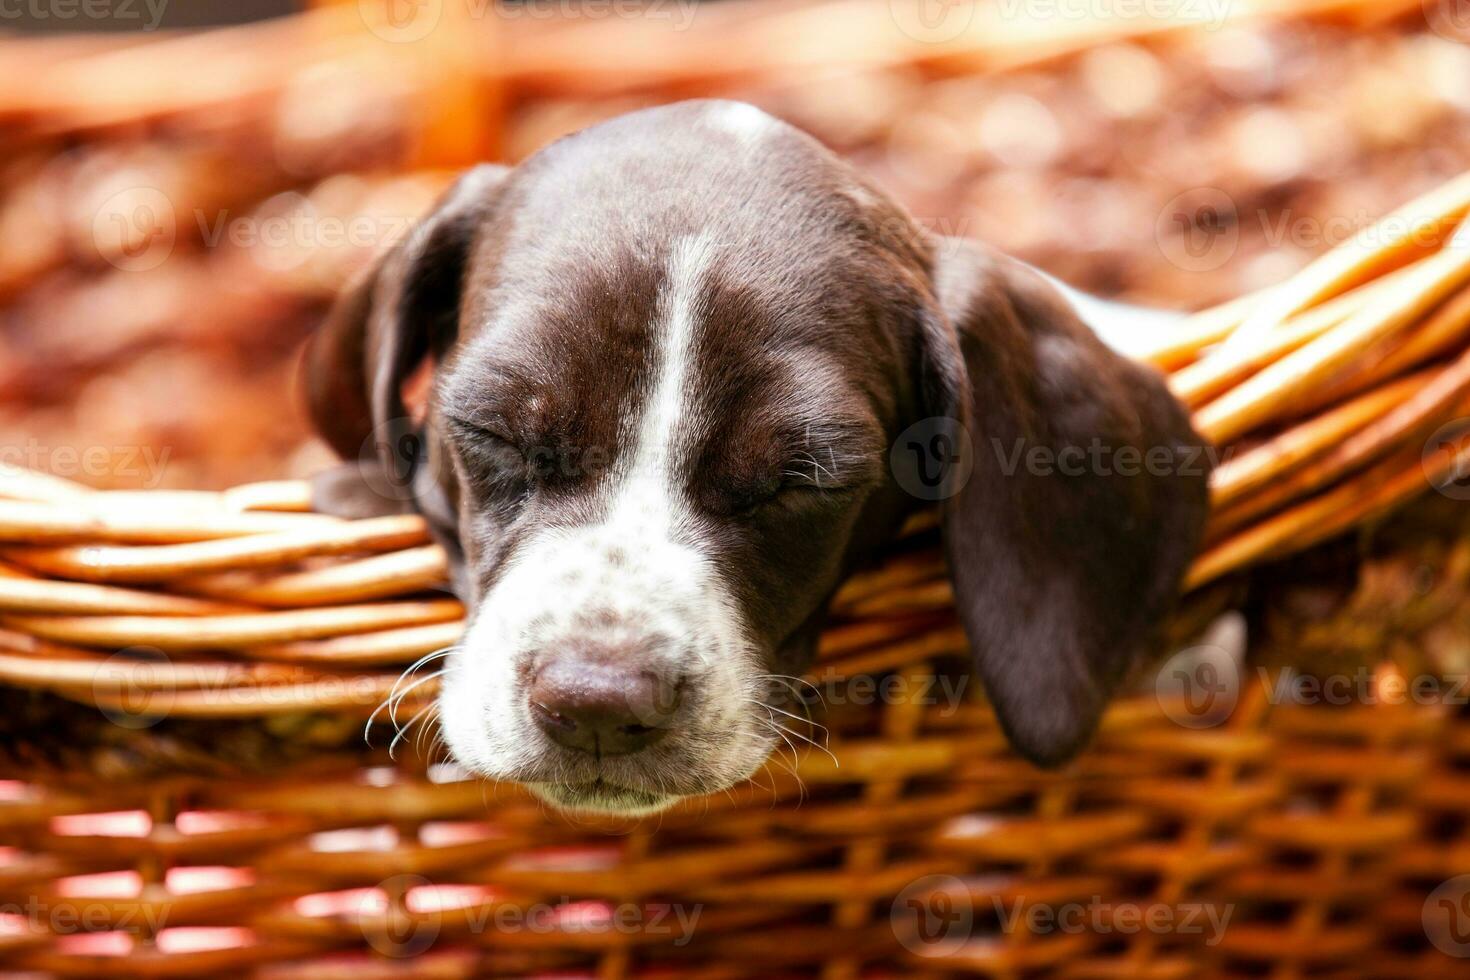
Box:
[2,483,1469,979]
[3,177,1470,977]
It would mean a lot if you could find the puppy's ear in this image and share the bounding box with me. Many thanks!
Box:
[915,238,1211,767]
[302,164,509,515]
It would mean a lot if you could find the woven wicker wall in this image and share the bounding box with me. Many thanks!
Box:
[6,3,1470,977]
[0,492,1467,977]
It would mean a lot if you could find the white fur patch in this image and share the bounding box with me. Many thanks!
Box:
[439,233,772,814]
[705,101,777,146]
[622,232,713,510]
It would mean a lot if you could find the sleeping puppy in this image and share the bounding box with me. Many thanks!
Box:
[304,100,1211,815]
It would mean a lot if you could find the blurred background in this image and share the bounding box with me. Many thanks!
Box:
[2,0,1467,490]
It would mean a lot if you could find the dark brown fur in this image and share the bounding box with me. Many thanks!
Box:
[303,100,1211,768]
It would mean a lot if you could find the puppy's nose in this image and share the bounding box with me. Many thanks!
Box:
[529,658,682,756]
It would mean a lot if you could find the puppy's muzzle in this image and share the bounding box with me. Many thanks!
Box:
[528,644,685,757]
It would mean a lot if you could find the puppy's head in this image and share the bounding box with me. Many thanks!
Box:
[305,101,1210,815]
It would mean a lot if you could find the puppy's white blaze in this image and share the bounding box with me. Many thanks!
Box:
[705,101,776,145]
[623,231,715,517]
[439,231,771,811]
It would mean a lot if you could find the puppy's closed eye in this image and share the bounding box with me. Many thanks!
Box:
[716,474,842,520]
[710,456,873,522]
[446,417,534,501]
[446,415,517,446]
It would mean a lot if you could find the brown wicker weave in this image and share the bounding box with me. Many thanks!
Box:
[3,177,1470,977]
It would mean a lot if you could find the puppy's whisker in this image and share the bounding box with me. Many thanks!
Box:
[745,696,831,747]
[758,713,839,768]
[365,644,462,745]
[760,733,806,806]
[388,670,447,722]
[403,645,459,677]
[757,672,823,705]
[369,667,449,749]
[759,701,830,742]
[414,706,443,756]
[389,700,440,760]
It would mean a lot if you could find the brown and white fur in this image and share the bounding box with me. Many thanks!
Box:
[304,100,1212,816]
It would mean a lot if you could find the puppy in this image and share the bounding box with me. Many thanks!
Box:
[304,100,1211,815]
